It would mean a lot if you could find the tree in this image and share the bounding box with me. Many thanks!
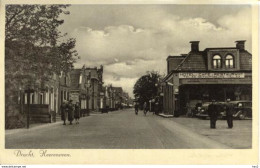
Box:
[133,71,161,107]
[5,5,79,128]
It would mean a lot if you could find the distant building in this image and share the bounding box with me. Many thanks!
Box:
[113,87,123,109]
[85,66,104,111]
[103,85,131,110]
[70,68,87,115]
[70,65,104,113]
[59,71,71,113]
[162,40,252,116]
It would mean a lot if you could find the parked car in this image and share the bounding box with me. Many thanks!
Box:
[191,102,202,117]
[186,100,202,117]
[196,101,225,119]
[220,101,252,120]
[195,102,211,119]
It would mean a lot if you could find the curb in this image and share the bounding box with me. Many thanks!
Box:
[157,113,174,118]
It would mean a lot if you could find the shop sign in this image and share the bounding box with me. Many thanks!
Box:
[179,72,245,79]
[70,92,79,103]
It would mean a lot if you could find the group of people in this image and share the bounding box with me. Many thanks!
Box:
[208,99,234,129]
[60,100,81,125]
[134,102,153,116]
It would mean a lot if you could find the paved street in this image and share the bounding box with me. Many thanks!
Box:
[5,109,251,149]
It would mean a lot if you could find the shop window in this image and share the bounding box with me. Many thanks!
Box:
[213,55,222,68]
[225,55,234,68]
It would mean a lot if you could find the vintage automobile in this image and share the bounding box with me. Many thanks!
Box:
[220,101,252,120]
[186,100,202,117]
[196,101,225,119]
[190,102,202,117]
[195,102,211,119]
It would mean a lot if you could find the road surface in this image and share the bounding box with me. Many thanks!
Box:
[6,109,230,149]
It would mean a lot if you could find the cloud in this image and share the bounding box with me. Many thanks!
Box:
[62,6,251,97]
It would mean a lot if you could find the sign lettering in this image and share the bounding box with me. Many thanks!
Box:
[179,73,245,79]
[69,92,79,103]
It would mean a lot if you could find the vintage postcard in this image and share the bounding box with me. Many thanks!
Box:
[0,0,258,165]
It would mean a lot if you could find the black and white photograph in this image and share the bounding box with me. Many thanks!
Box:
[0,0,258,165]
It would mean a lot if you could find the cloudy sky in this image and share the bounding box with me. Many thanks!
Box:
[59,5,252,97]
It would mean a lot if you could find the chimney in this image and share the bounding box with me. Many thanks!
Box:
[235,40,246,50]
[190,41,200,52]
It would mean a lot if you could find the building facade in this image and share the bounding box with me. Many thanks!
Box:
[70,65,104,113]
[162,40,252,116]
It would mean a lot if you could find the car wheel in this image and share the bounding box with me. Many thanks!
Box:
[239,113,246,120]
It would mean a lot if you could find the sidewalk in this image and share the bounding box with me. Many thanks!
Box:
[5,114,90,135]
[170,116,252,148]
[5,120,63,135]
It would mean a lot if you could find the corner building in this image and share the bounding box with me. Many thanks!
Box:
[162,40,252,116]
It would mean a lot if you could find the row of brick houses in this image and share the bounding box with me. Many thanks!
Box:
[14,64,133,126]
[68,65,104,115]
[161,40,252,116]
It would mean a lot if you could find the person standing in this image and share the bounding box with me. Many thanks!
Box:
[60,101,68,125]
[134,102,139,115]
[67,100,74,125]
[208,100,218,129]
[154,100,159,115]
[143,102,147,116]
[74,102,81,124]
[225,99,234,128]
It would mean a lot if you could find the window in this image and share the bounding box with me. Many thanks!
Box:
[30,93,34,104]
[39,93,43,104]
[213,55,222,68]
[64,91,66,100]
[79,74,82,84]
[225,55,234,68]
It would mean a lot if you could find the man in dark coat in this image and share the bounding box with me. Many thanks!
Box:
[225,99,234,128]
[208,100,219,129]
[60,101,68,125]
[143,102,148,116]
[134,102,139,115]
[67,100,74,125]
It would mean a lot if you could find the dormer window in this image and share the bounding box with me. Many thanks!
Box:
[213,55,222,69]
[225,55,234,68]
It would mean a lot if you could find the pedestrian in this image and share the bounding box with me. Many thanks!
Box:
[143,102,147,116]
[67,100,75,125]
[74,102,81,124]
[134,102,139,115]
[208,100,218,129]
[60,101,68,125]
[154,98,159,115]
[186,102,192,117]
[225,99,234,128]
